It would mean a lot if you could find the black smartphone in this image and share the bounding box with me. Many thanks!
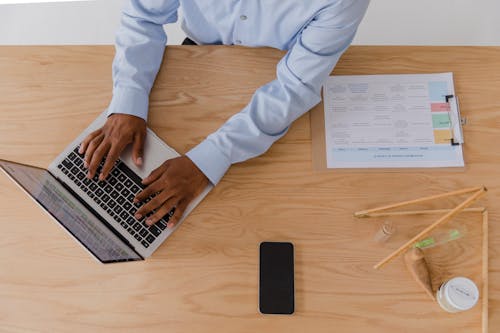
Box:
[259,241,294,315]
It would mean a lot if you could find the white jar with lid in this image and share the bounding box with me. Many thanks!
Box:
[436,277,479,313]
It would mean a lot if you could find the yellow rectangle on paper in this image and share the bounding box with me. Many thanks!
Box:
[434,129,453,144]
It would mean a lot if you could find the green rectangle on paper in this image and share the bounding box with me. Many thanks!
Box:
[432,113,451,128]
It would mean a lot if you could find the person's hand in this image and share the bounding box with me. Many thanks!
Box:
[79,114,146,180]
[134,156,209,228]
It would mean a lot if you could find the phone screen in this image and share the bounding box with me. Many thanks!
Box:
[259,242,294,314]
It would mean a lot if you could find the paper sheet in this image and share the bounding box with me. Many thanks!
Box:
[323,73,464,169]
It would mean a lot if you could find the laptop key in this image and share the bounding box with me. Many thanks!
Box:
[113,206,123,214]
[68,152,77,161]
[95,188,104,197]
[117,196,125,205]
[111,168,120,177]
[71,166,79,175]
[124,179,133,188]
[121,188,131,198]
[101,185,111,194]
[110,190,119,199]
[118,174,126,182]
[62,159,73,169]
[109,177,118,186]
[146,235,155,244]
[101,194,110,203]
[141,240,150,248]
[157,220,167,230]
[89,183,97,191]
[134,234,142,241]
[149,224,161,237]
[133,223,142,231]
[131,185,140,193]
[123,202,132,211]
[107,201,116,208]
[126,217,135,225]
[75,158,83,167]
[120,211,128,220]
[139,229,148,237]
[115,183,124,191]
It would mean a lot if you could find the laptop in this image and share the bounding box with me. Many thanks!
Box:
[0,111,212,263]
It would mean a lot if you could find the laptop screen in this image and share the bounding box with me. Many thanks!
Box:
[0,160,142,263]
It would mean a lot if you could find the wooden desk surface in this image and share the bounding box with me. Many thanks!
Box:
[0,45,499,332]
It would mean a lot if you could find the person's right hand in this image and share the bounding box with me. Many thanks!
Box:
[79,113,146,181]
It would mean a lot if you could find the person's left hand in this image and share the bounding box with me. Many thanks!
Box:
[134,156,209,228]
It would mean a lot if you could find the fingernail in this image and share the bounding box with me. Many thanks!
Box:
[78,146,84,154]
[137,157,143,166]
[83,161,88,168]
[133,198,138,203]
[99,174,105,181]
[87,172,92,179]
[135,214,142,219]
[146,218,153,226]
[167,222,174,229]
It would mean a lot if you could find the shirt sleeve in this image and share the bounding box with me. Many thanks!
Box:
[186,0,370,185]
[107,0,180,121]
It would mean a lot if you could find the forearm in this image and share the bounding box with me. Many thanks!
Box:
[107,0,180,121]
[187,0,369,185]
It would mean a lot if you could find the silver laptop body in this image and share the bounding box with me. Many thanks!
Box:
[1,111,212,262]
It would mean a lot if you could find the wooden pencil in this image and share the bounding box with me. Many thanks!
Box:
[360,207,485,218]
[482,210,489,333]
[373,187,487,269]
[354,186,484,218]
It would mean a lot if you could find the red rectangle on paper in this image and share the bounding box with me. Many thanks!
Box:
[431,103,451,112]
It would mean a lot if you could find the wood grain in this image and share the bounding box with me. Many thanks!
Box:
[0,45,499,333]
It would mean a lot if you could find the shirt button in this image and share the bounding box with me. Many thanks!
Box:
[240,15,247,21]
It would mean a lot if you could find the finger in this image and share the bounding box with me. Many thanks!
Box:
[167,199,189,229]
[84,136,104,178]
[135,190,172,219]
[87,141,111,179]
[132,131,145,166]
[134,179,164,204]
[99,142,126,180]
[79,130,101,155]
[145,196,177,226]
[84,133,104,169]
[141,164,167,186]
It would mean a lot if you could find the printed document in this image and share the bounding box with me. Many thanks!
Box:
[323,73,464,168]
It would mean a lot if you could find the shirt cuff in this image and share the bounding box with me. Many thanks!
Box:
[107,86,150,121]
[186,139,231,186]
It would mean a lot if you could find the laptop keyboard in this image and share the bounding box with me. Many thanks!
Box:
[57,146,174,249]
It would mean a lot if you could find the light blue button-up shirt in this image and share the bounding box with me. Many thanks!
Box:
[107,0,369,185]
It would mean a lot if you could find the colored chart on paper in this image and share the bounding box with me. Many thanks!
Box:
[323,72,464,169]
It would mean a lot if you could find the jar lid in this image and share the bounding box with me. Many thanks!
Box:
[444,277,479,311]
